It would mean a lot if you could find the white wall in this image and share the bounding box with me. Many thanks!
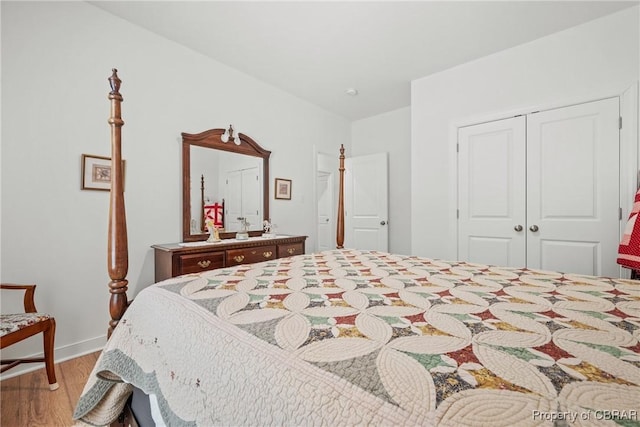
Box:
[0,1,349,375]
[411,6,639,261]
[351,107,411,254]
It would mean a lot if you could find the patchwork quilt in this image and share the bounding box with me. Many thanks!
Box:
[74,249,640,426]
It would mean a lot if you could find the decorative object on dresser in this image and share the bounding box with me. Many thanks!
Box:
[262,219,275,238]
[0,284,58,391]
[235,216,250,240]
[205,220,221,243]
[151,235,306,281]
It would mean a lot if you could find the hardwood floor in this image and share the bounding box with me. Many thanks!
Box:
[1,351,101,427]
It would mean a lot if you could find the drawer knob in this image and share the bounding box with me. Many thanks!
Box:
[287,248,296,255]
[234,255,245,263]
[263,251,273,258]
[197,260,211,268]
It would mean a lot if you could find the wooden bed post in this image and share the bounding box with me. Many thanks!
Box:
[107,69,128,338]
[200,174,205,232]
[337,144,345,249]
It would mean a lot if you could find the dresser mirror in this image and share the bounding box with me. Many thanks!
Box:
[182,126,271,242]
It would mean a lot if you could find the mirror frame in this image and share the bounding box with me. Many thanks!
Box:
[182,128,271,242]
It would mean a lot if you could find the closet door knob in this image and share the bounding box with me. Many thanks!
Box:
[514,225,523,232]
[529,225,539,232]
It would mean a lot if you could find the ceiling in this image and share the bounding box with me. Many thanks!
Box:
[90,1,637,121]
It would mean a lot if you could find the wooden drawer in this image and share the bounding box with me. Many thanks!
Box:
[178,251,225,274]
[278,242,304,258]
[153,236,306,281]
[226,245,276,266]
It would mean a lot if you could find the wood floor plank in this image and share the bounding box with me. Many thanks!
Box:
[0,374,23,425]
[25,368,70,427]
[62,351,99,411]
[0,351,101,427]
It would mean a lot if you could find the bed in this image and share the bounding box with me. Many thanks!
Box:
[73,70,640,426]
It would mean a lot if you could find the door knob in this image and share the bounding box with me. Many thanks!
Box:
[325,218,329,222]
[380,220,387,226]
[514,225,523,232]
[529,225,539,232]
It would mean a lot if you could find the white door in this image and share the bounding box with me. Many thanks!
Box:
[317,171,333,252]
[225,171,242,231]
[345,152,389,251]
[317,151,338,251]
[527,98,620,276]
[458,116,527,267]
[241,167,261,230]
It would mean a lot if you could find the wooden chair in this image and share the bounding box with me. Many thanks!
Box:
[0,284,58,390]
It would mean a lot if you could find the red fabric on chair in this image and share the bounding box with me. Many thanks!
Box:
[204,202,224,228]
[618,188,640,271]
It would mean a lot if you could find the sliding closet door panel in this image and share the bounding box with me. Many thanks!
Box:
[458,116,526,267]
[527,97,619,276]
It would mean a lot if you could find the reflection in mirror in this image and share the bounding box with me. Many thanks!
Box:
[190,146,263,233]
[182,126,271,242]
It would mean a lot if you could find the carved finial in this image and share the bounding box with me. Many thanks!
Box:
[108,68,121,94]
[228,125,235,142]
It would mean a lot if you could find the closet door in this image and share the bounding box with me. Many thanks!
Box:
[527,98,620,276]
[458,116,526,267]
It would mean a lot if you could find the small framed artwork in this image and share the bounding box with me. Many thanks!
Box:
[274,178,292,200]
[81,154,125,191]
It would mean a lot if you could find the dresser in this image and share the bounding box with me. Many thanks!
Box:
[151,235,307,282]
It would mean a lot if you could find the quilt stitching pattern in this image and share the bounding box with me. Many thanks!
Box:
[159,249,640,425]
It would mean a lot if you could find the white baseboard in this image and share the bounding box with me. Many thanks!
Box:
[0,334,107,381]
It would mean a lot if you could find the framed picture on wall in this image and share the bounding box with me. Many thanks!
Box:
[81,154,125,191]
[274,178,292,200]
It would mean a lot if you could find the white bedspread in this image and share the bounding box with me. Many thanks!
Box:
[74,249,640,426]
